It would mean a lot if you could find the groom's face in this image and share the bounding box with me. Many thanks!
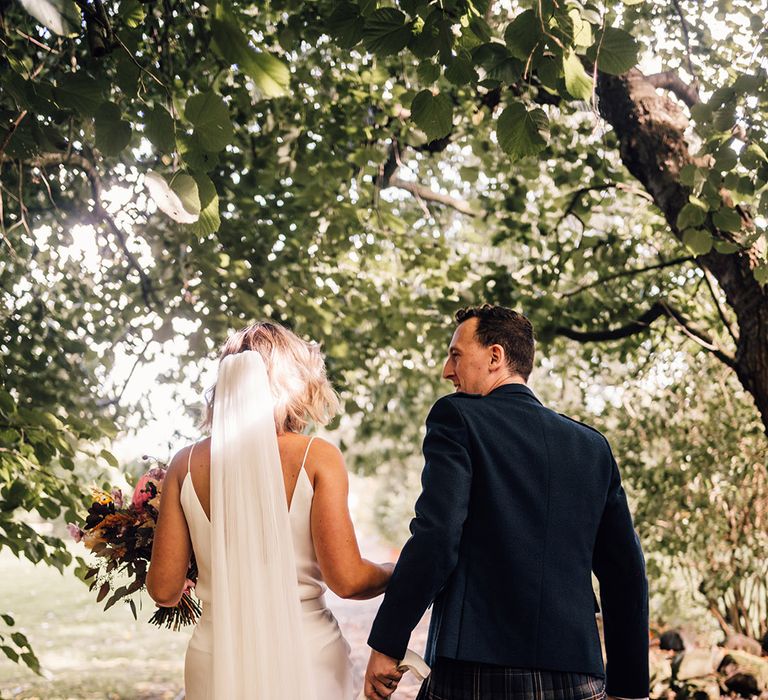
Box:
[442,318,494,395]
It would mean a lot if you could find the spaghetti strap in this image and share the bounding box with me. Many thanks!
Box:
[187,442,195,475]
[300,435,316,472]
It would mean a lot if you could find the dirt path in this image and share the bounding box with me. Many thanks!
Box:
[329,590,431,699]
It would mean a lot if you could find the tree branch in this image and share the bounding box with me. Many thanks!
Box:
[555,181,654,231]
[9,151,160,309]
[671,0,697,81]
[386,177,477,217]
[645,71,700,108]
[376,139,477,216]
[555,299,736,368]
[560,255,695,298]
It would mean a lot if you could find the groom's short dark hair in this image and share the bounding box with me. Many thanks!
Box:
[455,304,535,380]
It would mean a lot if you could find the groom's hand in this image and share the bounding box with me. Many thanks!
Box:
[364,648,403,699]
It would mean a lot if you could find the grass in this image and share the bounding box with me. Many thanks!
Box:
[0,548,190,700]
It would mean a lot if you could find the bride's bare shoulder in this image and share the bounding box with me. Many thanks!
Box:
[166,438,211,484]
[305,437,347,486]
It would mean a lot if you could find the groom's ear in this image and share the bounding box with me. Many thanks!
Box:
[489,344,505,369]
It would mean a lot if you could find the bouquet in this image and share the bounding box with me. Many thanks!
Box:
[69,460,201,630]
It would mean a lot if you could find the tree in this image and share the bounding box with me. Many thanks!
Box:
[1,0,767,670]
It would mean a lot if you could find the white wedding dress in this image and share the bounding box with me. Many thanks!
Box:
[180,437,354,699]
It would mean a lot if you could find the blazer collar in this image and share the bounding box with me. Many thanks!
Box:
[487,383,542,405]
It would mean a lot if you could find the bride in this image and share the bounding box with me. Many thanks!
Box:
[146,321,395,699]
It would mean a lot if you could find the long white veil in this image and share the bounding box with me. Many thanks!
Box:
[210,351,315,699]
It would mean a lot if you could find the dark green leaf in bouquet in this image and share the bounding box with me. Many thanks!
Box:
[96,581,111,603]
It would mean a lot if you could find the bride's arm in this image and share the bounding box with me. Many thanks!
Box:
[146,449,193,607]
[309,439,393,600]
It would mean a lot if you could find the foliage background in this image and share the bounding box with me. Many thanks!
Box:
[1,0,767,683]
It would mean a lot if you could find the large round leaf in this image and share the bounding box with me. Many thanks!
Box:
[145,171,200,224]
[18,0,80,36]
[184,91,233,152]
[587,27,639,76]
[497,103,550,160]
[189,174,221,236]
[144,105,175,153]
[327,2,365,49]
[94,102,132,157]
[504,10,541,62]
[411,90,453,142]
[211,14,291,98]
[563,50,593,101]
[363,8,412,56]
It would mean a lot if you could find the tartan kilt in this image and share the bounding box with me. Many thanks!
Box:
[415,657,606,700]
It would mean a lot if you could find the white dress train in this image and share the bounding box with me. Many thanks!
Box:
[180,438,354,699]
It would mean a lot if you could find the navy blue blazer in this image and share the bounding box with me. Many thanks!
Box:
[368,384,649,697]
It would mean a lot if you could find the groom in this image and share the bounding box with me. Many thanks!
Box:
[364,304,649,699]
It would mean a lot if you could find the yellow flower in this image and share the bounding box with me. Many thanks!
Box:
[90,487,113,505]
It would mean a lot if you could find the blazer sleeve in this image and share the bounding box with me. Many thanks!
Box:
[592,442,650,697]
[367,396,472,660]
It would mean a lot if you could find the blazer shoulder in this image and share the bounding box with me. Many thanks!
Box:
[557,412,610,446]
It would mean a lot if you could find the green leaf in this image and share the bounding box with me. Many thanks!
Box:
[119,0,145,27]
[563,50,593,101]
[682,228,713,255]
[676,202,707,229]
[145,170,201,224]
[586,27,639,76]
[569,9,592,47]
[145,105,175,152]
[327,2,365,49]
[99,449,119,468]
[363,8,412,56]
[712,206,742,232]
[18,0,80,36]
[1,646,18,663]
[504,10,541,61]
[54,73,103,117]
[0,391,15,417]
[114,54,140,98]
[497,102,550,160]
[94,102,132,157]
[211,15,291,98]
[1,614,14,627]
[189,174,220,236]
[754,264,768,286]
[184,91,233,152]
[417,61,440,84]
[444,57,478,86]
[410,90,453,142]
[714,240,740,254]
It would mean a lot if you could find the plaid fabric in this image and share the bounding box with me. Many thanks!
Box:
[415,657,606,700]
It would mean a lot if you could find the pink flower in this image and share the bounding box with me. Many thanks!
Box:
[66,523,83,543]
[111,488,124,509]
[131,468,166,510]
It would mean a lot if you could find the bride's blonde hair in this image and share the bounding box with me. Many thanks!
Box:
[203,322,340,434]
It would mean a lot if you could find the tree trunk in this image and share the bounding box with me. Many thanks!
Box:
[597,69,768,432]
